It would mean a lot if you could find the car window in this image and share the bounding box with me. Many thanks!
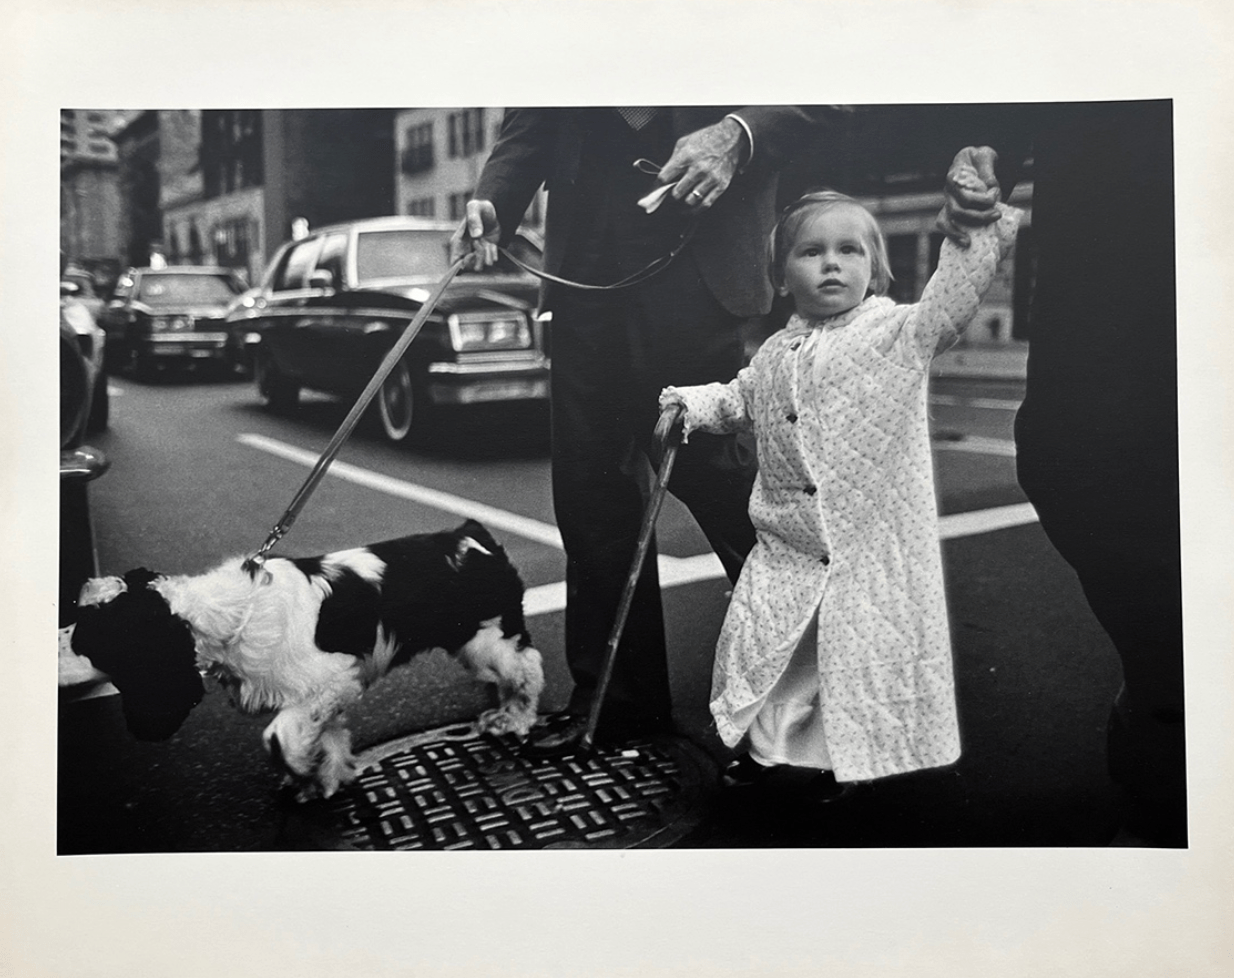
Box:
[275,238,325,291]
[135,273,242,306]
[315,233,349,287]
[354,229,453,283]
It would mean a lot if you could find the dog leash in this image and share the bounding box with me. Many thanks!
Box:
[493,156,699,292]
[242,255,472,577]
[497,219,697,292]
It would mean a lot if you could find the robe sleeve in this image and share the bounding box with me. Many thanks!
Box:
[660,363,757,441]
[899,204,1022,363]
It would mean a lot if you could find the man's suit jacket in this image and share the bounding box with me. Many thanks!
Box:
[476,106,839,318]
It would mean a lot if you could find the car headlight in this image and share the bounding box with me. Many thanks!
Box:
[448,314,532,352]
[150,315,193,333]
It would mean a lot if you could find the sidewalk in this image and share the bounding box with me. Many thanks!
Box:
[931,341,1028,380]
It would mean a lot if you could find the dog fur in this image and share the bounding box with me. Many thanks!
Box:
[69,520,544,799]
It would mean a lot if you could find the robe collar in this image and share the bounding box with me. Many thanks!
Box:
[784,295,895,336]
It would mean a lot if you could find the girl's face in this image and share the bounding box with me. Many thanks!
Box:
[782,205,874,319]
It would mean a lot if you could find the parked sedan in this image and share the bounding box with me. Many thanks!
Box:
[228,217,550,442]
[60,282,108,436]
[100,266,246,377]
[60,308,110,628]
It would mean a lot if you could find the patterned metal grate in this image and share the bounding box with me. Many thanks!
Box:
[284,723,716,850]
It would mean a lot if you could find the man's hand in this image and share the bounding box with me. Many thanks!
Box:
[936,146,1002,247]
[659,117,748,213]
[449,199,501,268]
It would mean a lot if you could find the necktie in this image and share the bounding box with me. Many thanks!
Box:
[616,107,659,131]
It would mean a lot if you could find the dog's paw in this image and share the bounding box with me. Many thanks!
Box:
[476,706,537,739]
[263,711,322,778]
[316,752,358,799]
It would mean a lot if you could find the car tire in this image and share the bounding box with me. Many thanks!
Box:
[255,350,300,413]
[376,358,421,443]
[86,371,110,434]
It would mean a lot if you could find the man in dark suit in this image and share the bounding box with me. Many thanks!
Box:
[453,106,836,753]
[941,101,1184,846]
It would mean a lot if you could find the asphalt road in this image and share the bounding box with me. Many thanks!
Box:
[58,365,1127,851]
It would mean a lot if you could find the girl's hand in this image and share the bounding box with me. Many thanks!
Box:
[936,146,1002,247]
[653,401,686,466]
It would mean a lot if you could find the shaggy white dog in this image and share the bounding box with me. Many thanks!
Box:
[67,520,544,799]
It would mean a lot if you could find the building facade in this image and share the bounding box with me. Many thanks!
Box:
[160,109,398,285]
[59,109,131,276]
[394,107,545,229]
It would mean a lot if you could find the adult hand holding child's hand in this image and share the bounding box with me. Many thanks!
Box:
[937,146,1002,247]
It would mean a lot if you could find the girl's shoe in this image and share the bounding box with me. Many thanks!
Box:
[806,769,855,804]
[721,753,775,789]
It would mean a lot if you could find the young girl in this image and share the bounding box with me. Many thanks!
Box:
[660,171,1020,794]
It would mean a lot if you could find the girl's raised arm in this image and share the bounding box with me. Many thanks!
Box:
[903,203,1021,363]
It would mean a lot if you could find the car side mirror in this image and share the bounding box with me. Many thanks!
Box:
[308,269,335,291]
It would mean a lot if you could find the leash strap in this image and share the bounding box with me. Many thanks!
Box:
[242,255,471,575]
[498,219,697,292]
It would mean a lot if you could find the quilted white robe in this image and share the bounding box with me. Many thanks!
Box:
[664,206,1021,781]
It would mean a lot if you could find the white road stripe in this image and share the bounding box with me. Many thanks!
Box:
[237,433,564,549]
[237,434,1039,620]
[939,502,1039,540]
[930,394,1021,410]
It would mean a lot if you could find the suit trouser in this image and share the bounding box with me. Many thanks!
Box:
[547,251,758,733]
[1016,440,1186,846]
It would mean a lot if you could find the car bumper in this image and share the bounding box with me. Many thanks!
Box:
[135,332,229,359]
[425,356,550,406]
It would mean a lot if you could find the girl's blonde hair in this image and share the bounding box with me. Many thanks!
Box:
[768,190,892,297]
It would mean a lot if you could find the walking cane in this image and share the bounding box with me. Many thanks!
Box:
[242,254,471,576]
[579,402,686,753]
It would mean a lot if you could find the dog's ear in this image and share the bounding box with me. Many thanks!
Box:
[71,576,204,741]
[458,520,502,556]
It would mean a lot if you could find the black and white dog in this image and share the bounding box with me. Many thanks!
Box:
[67,520,544,799]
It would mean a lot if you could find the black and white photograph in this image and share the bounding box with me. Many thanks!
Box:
[5,1,1234,976]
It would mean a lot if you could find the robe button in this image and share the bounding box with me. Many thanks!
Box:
[821,555,830,566]
[786,413,798,423]
[804,485,817,495]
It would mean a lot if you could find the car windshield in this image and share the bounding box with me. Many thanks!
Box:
[355,229,454,283]
[136,273,240,306]
[353,228,537,283]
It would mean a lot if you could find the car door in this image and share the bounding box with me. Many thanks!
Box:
[259,236,325,381]
[294,231,364,389]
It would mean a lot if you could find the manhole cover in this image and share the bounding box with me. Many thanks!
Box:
[281,722,717,850]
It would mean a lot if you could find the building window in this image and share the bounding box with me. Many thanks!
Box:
[407,196,436,217]
[448,190,475,221]
[447,109,486,158]
[401,121,435,174]
[202,109,264,198]
[213,217,252,272]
